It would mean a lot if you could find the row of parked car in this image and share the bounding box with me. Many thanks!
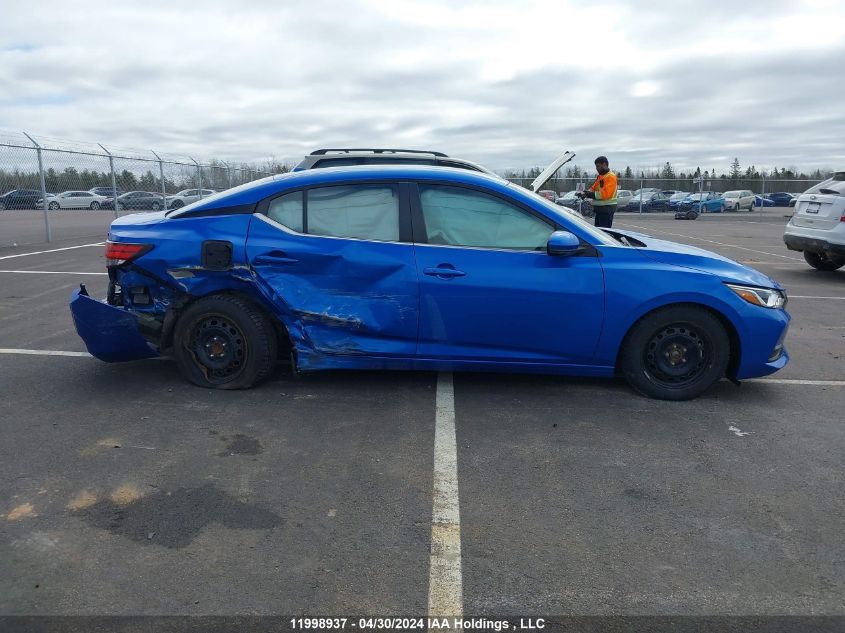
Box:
[0,187,217,211]
[553,188,801,219]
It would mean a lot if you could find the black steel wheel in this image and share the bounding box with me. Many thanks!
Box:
[620,305,730,400]
[804,251,845,271]
[174,294,277,389]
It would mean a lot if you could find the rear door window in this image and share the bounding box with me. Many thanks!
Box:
[308,185,399,241]
[263,184,401,242]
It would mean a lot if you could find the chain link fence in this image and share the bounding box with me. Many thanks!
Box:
[0,131,275,247]
[509,175,821,213]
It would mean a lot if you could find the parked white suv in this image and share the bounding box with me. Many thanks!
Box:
[723,189,755,211]
[783,172,845,270]
[166,189,216,209]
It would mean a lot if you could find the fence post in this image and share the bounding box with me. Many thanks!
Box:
[760,176,766,212]
[98,144,119,219]
[639,176,644,214]
[190,158,203,200]
[221,161,232,190]
[151,150,167,210]
[23,132,51,243]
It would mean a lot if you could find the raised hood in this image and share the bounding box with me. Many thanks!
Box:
[608,228,783,290]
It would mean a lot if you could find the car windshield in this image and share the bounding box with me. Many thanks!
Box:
[724,192,739,198]
[670,193,687,200]
[687,193,705,200]
[805,172,845,196]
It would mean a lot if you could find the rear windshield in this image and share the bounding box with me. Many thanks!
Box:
[805,172,845,196]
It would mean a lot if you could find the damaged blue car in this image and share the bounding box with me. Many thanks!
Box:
[70,165,790,400]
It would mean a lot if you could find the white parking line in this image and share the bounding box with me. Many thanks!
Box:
[0,270,107,276]
[615,222,803,261]
[428,372,462,620]
[0,348,91,357]
[788,296,845,301]
[751,378,845,387]
[0,242,104,260]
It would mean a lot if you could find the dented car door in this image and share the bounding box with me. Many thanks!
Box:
[245,182,419,361]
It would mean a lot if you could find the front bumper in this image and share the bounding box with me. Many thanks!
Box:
[69,286,159,362]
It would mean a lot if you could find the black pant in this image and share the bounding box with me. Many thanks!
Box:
[593,205,616,228]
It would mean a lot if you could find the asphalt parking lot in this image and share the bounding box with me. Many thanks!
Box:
[1,208,843,618]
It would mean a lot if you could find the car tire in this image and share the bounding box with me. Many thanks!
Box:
[48,202,59,210]
[90,201,100,210]
[151,201,161,211]
[803,251,845,271]
[619,305,730,401]
[0,202,5,210]
[173,294,278,390]
[117,202,125,211]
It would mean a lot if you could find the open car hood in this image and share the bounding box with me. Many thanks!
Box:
[530,151,576,192]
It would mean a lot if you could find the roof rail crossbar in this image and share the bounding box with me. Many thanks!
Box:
[310,148,448,157]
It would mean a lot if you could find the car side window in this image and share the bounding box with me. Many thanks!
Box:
[267,191,304,233]
[418,184,554,251]
[308,185,400,242]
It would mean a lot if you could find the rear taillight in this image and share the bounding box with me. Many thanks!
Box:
[105,241,152,266]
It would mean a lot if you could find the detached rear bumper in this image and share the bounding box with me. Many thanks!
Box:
[69,286,159,362]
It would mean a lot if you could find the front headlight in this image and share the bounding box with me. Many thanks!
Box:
[726,283,787,309]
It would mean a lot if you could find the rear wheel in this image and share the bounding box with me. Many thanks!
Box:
[151,201,161,211]
[89,201,100,210]
[619,305,730,400]
[174,294,278,389]
[804,251,845,271]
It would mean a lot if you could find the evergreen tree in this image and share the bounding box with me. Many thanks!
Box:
[729,158,741,179]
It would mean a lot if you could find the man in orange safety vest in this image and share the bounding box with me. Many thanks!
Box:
[577,156,618,228]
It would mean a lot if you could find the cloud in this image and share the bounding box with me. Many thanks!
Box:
[0,0,843,173]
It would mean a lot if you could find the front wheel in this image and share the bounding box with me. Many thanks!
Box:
[173,294,278,389]
[90,201,100,210]
[619,305,730,400]
[804,251,845,271]
[48,202,59,210]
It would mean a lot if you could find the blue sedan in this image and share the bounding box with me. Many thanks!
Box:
[765,192,796,206]
[679,192,726,213]
[70,166,789,400]
[754,195,776,207]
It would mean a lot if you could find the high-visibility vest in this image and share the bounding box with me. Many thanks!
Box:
[589,171,618,206]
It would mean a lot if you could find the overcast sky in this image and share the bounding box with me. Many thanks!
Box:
[1,0,843,173]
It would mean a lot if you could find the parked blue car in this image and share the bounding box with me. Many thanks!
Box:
[754,195,776,207]
[679,192,726,213]
[70,166,789,400]
[764,192,795,206]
